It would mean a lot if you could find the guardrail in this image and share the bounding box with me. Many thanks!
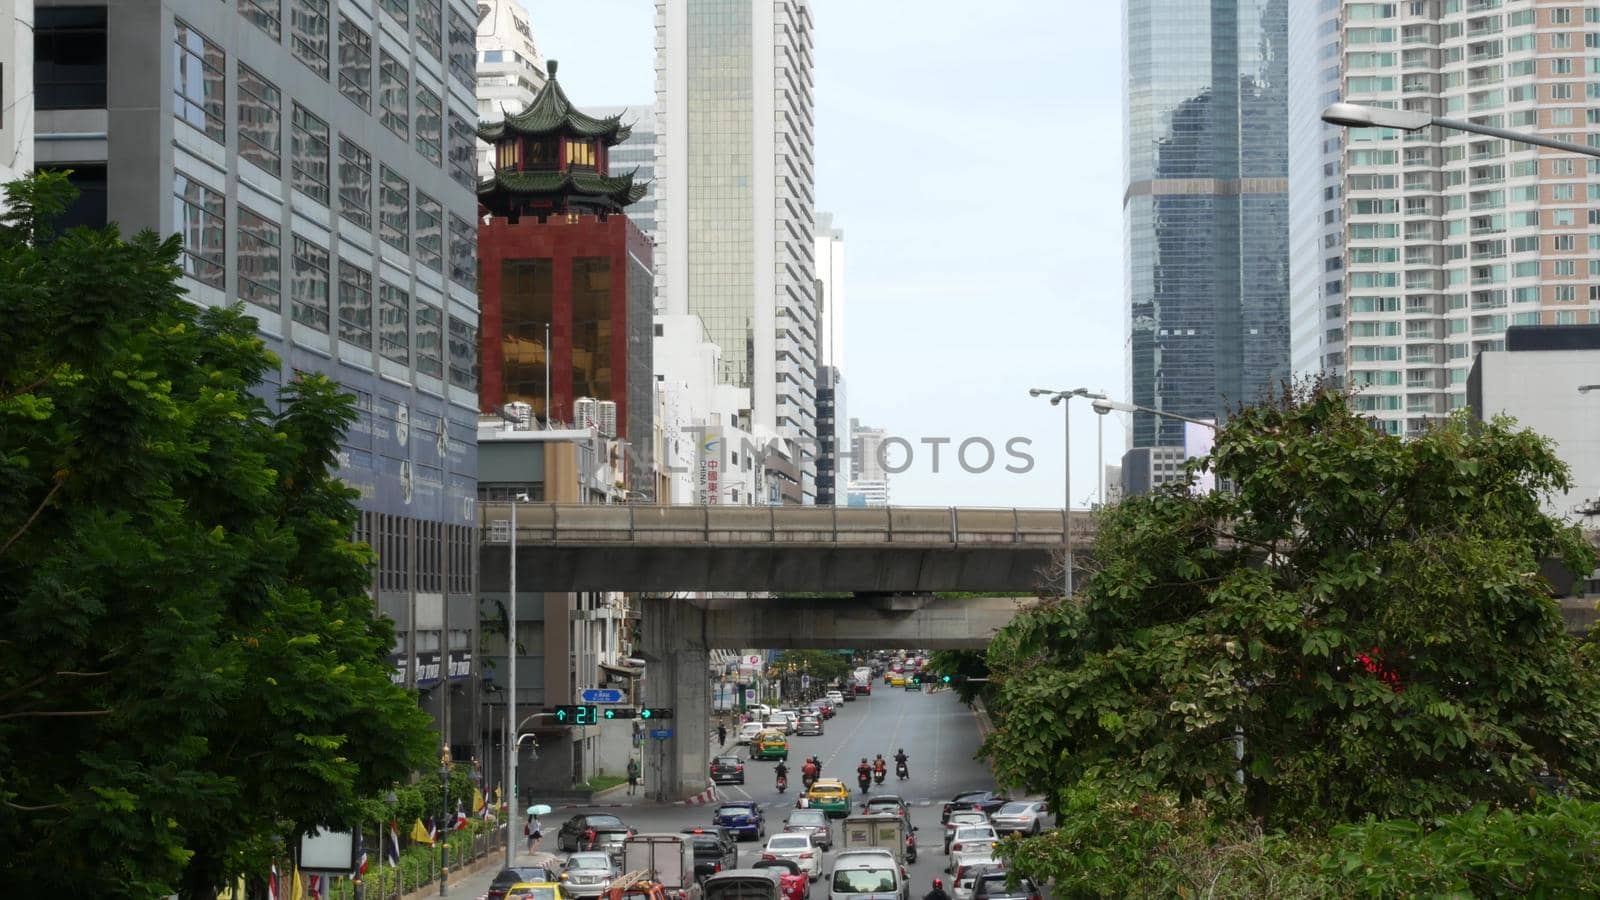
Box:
[478,503,1101,546]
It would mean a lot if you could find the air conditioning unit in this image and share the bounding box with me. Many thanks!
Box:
[598,401,618,437]
[574,397,598,430]
[505,402,533,429]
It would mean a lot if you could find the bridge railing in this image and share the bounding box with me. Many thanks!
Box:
[479,503,1099,545]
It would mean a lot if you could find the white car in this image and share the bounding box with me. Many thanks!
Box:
[988,800,1048,836]
[951,858,999,900]
[559,851,618,898]
[947,826,998,860]
[942,811,990,853]
[826,691,845,705]
[739,721,767,745]
[763,833,822,881]
[765,717,792,735]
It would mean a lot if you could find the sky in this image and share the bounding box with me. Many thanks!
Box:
[525,0,1127,509]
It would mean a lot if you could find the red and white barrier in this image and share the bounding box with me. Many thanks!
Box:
[676,783,721,806]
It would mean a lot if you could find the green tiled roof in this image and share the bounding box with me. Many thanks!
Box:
[478,60,633,146]
[477,169,648,208]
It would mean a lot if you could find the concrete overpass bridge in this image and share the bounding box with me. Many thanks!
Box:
[479,502,1093,593]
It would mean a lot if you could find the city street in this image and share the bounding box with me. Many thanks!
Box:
[458,684,1006,897]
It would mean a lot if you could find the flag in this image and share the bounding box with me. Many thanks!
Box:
[411,818,434,846]
[386,821,402,866]
[267,863,280,900]
[472,785,486,814]
[356,847,368,876]
[428,817,438,843]
[455,801,469,832]
[291,867,305,900]
[307,874,323,900]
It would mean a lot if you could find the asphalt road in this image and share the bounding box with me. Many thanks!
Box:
[460,684,1001,898]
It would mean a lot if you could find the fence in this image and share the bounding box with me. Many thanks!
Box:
[322,823,506,900]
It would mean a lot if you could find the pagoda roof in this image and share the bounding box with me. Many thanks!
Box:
[478,60,633,146]
[477,169,648,211]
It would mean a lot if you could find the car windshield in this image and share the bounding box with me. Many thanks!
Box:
[569,855,611,869]
[831,868,898,894]
[767,836,808,850]
[508,888,559,900]
[586,815,624,828]
[716,756,741,765]
[955,827,995,839]
[495,869,552,887]
[717,805,755,817]
[995,803,1031,815]
[788,811,826,825]
[705,880,780,900]
[950,814,986,826]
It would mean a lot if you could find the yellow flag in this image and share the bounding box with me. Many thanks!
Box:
[412,817,434,845]
[291,867,306,900]
[472,786,486,814]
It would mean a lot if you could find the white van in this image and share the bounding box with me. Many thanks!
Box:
[828,852,907,900]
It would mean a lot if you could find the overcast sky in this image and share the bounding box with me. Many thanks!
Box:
[527,0,1126,508]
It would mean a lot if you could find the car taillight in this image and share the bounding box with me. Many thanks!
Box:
[713,863,722,873]
[737,764,744,771]
[762,853,775,860]
[799,852,812,859]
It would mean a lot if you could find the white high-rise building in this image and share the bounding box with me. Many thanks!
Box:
[475,0,546,175]
[814,212,845,504]
[1287,0,1346,384]
[0,0,33,193]
[1309,1,1600,437]
[655,0,818,502]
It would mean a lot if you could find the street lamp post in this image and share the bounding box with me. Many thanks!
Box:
[1321,102,1600,160]
[1028,388,1108,598]
[504,498,518,869]
[439,745,452,896]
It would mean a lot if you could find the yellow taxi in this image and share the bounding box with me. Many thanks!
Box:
[887,674,906,687]
[804,778,851,817]
[752,728,789,760]
[507,883,566,900]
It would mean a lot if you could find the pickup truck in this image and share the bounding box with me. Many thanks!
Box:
[839,815,908,865]
[623,833,703,900]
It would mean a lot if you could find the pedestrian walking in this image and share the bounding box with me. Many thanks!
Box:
[525,811,543,853]
[717,724,727,747]
[627,757,641,795]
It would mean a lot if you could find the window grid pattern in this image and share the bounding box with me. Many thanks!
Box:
[237,64,282,176]
[338,261,373,348]
[379,282,410,365]
[239,0,282,40]
[448,315,477,390]
[291,236,331,333]
[416,303,444,379]
[291,0,330,79]
[174,20,226,144]
[173,172,225,289]
[379,49,410,139]
[291,103,331,205]
[237,205,282,312]
[416,193,444,272]
[416,85,443,166]
[379,165,410,253]
[337,16,372,111]
[339,137,372,230]
[449,213,476,289]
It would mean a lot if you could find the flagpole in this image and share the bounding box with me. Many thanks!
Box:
[505,499,518,869]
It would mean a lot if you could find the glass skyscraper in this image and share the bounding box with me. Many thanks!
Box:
[1124,0,1292,448]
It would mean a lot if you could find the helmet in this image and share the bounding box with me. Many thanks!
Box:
[861,758,869,764]
[933,880,943,888]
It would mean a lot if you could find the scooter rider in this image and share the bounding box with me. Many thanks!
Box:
[856,758,872,793]
[775,759,789,791]
[924,879,950,900]
[872,754,887,783]
[894,748,909,778]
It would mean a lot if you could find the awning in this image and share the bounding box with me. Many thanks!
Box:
[599,662,643,679]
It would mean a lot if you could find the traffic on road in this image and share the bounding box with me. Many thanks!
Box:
[470,653,1047,900]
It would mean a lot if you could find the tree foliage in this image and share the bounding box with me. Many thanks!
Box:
[927,650,989,705]
[773,650,851,685]
[981,384,1600,830]
[0,173,436,897]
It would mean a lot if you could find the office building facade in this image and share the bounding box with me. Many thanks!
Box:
[1328,1,1600,436]
[655,0,819,500]
[814,212,844,504]
[1124,0,1292,448]
[591,105,658,241]
[1287,0,1347,383]
[33,0,484,754]
[1,0,33,191]
[475,0,547,175]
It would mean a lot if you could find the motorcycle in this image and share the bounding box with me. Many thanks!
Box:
[802,772,817,789]
[777,773,788,794]
[857,772,872,794]
[906,828,918,863]
[873,766,886,785]
[895,760,909,781]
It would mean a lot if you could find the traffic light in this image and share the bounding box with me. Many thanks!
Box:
[908,674,921,685]
[551,705,599,725]
[638,707,675,720]
[602,708,637,720]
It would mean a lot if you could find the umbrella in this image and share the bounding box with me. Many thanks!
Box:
[527,804,553,816]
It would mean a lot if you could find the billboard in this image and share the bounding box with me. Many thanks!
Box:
[697,429,723,505]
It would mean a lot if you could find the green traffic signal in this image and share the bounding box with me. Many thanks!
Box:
[941,674,952,684]
[639,708,652,720]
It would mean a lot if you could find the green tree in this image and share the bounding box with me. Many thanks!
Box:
[926,650,989,705]
[0,173,436,897]
[773,650,850,686]
[982,384,1600,831]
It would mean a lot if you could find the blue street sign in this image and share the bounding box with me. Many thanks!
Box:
[581,689,625,704]
[650,729,673,740]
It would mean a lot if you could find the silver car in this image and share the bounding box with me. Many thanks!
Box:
[560,851,619,898]
[784,808,834,851]
[987,801,1048,836]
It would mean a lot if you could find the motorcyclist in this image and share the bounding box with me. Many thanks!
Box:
[802,757,819,783]
[775,760,789,785]
[924,879,950,900]
[856,758,872,792]
[894,749,909,778]
[872,754,887,784]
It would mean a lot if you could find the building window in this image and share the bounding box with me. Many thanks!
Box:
[379,282,410,365]
[174,20,225,144]
[337,138,372,230]
[448,213,476,290]
[291,237,330,333]
[447,8,475,90]
[416,0,443,60]
[416,303,444,379]
[566,141,597,170]
[338,261,373,348]
[379,50,410,139]
[448,316,477,390]
[237,206,282,312]
[172,172,224,289]
[379,165,410,253]
[495,141,520,171]
[237,64,282,176]
[291,0,330,79]
[337,16,371,111]
[379,0,409,30]
[448,111,475,191]
[572,258,612,400]
[291,103,330,205]
[416,193,443,272]
[35,7,108,109]
[416,85,443,166]
[239,0,282,41]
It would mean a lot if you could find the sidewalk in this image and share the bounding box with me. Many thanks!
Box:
[448,847,563,899]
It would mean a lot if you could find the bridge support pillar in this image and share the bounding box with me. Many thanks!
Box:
[638,596,710,801]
